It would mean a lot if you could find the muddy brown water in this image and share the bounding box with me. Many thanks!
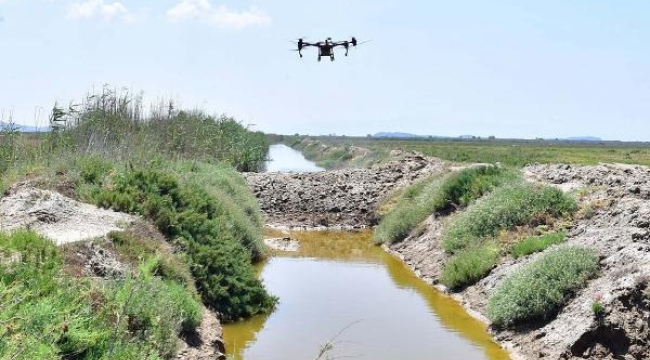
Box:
[223,145,510,360]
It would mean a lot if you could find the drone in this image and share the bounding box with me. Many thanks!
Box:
[291,37,366,61]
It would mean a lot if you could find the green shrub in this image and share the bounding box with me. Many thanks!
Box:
[108,230,195,291]
[84,164,275,321]
[438,165,515,208]
[487,247,599,327]
[374,176,444,244]
[76,155,115,184]
[511,231,566,258]
[441,242,501,289]
[375,165,514,244]
[103,258,203,358]
[443,183,577,253]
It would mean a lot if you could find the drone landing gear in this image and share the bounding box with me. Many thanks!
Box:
[330,55,335,62]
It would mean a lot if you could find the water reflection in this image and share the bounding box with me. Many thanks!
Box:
[223,230,510,360]
[264,144,324,173]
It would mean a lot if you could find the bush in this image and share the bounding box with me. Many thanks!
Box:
[440,242,501,289]
[443,183,577,253]
[374,165,514,244]
[84,164,275,321]
[511,231,566,258]
[108,230,195,291]
[487,247,599,327]
[437,165,515,208]
[103,258,203,358]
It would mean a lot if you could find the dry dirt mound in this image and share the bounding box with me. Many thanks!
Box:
[244,154,447,228]
[388,163,650,360]
[0,185,136,245]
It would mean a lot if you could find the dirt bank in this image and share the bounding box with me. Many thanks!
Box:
[244,154,446,228]
[388,163,650,360]
[0,184,136,244]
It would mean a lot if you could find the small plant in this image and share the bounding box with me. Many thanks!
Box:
[511,231,567,258]
[441,242,501,289]
[592,292,605,319]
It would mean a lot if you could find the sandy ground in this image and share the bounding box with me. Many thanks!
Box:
[0,185,136,245]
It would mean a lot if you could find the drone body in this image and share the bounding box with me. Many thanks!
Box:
[293,37,362,61]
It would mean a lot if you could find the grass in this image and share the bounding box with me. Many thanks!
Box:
[1,88,270,184]
[374,165,515,244]
[487,247,599,328]
[440,242,501,289]
[442,183,577,253]
[0,230,202,360]
[511,231,567,259]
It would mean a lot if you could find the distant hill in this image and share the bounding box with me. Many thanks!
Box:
[373,132,421,138]
[564,136,602,142]
[0,122,50,133]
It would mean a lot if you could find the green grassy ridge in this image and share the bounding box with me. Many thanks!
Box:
[374,165,515,244]
[77,158,275,321]
[511,231,567,259]
[442,183,578,253]
[487,247,599,327]
[0,230,202,360]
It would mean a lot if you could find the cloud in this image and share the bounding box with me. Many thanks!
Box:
[166,0,271,29]
[67,0,133,22]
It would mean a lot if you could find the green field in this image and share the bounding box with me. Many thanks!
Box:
[271,134,650,168]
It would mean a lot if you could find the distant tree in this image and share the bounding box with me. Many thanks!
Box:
[488,135,496,140]
[367,134,372,138]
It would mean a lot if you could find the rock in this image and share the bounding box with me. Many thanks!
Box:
[244,155,446,228]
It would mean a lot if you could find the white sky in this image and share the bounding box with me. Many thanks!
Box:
[1,0,649,140]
